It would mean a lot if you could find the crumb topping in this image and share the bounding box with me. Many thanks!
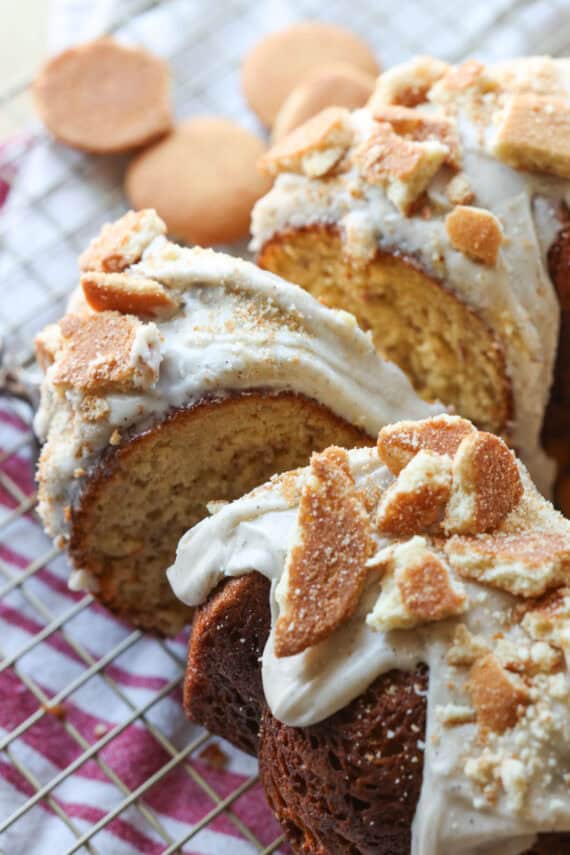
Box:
[259,107,353,179]
[274,447,372,657]
[81,271,179,319]
[51,312,161,394]
[79,209,166,273]
[494,93,570,180]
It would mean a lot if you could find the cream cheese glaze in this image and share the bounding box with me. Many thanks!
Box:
[250,57,570,495]
[168,440,570,855]
[35,236,442,551]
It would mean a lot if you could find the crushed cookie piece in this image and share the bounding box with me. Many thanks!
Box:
[79,396,111,422]
[35,323,63,372]
[199,742,229,770]
[259,107,352,178]
[437,703,476,726]
[109,429,121,446]
[447,624,489,666]
[370,104,461,170]
[494,93,570,180]
[353,122,447,215]
[367,535,467,631]
[446,172,475,206]
[522,588,570,657]
[377,415,475,475]
[81,271,179,319]
[368,56,449,109]
[274,447,372,657]
[445,206,503,267]
[79,209,166,273]
[52,312,161,394]
[376,449,452,536]
[447,533,570,598]
[443,432,522,535]
[468,653,529,734]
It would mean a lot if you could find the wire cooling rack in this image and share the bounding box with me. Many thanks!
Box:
[1,0,570,853]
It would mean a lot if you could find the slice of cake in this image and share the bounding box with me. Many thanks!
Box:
[35,209,441,635]
[251,56,570,495]
[170,415,570,853]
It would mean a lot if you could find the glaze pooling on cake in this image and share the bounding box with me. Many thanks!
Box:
[169,415,570,855]
[251,57,570,494]
[35,210,442,570]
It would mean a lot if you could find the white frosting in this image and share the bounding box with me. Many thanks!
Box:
[35,239,442,546]
[250,63,570,495]
[168,445,570,855]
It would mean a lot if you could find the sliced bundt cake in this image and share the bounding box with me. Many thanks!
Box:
[251,56,570,494]
[170,415,570,854]
[35,210,441,635]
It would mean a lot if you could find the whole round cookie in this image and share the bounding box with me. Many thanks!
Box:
[241,22,380,126]
[125,118,271,245]
[33,38,172,154]
[272,62,376,142]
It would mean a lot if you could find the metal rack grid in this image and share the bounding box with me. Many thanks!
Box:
[1,0,570,852]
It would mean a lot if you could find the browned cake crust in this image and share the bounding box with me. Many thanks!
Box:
[184,573,270,755]
[546,223,570,437]
[68,392,371,635]
[259,667,427,855]
[185,574,570,854]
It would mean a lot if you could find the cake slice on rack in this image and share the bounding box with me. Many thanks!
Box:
[252,56,570,495]
[34,209,441,635]
[169,415,570,854]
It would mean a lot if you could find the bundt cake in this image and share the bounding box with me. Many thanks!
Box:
[34,209,442,635]
[170,415,570,854]
[251,55,570,495]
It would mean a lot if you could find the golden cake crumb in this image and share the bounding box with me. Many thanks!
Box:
[445,206,503,267]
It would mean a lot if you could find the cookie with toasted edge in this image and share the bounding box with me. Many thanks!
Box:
[443,432,523,534]
[376,449,452,536]
[377,415,475,474]
[352,122,448,215]
[446,206,503,267]
[33,38,172,154]
[79,210,166,274]
[468,653,529,734]
[274,447,372,657]
[52,312,160,394]
[81,272,179,319]
[272,62,375,142]
[260,107,353,179]
[126,118,272,245]
[241,22,380,127]
[367,535,467,631]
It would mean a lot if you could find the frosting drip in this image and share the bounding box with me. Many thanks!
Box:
[250,58,570,495]
[168,436,570,855]
[35,237,442,548]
